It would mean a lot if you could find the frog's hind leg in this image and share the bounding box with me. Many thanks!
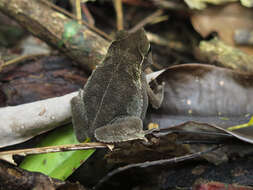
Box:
[94,116,147,143]
[71,90,89,142]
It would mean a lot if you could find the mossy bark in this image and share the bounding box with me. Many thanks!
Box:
[0,0,110,71]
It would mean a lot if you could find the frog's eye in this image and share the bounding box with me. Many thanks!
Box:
[147,45,152,54]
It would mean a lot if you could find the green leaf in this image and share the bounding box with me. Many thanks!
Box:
[227,116,253,131]
[19,124,95,180]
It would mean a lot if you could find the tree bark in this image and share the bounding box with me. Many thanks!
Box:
[0,0,110,71]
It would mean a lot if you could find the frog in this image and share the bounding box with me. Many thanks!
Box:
[71,28,164,143]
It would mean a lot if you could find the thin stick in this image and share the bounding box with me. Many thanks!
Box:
[113,0,124,30]
[177,139,227,144]
[76,0,82,25]
[128,9,164,33]
[0,142,112,156]
[151,0,187,10]
[158,129,233,137]
[81,3,95,26]
[40,0,112,41]
[93,145,222,189]
[0,53,48,72]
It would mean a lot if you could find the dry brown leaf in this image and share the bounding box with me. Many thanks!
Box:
[191,3,253,55]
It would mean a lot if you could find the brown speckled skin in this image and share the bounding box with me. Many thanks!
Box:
[71,29,150,142]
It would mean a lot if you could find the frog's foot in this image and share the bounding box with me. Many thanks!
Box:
[148,80,165,109]
[94,116,147,143]
[144,127,160,135]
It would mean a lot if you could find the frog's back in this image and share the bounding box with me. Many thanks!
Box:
[83,29,150,136]
[83,58,144,135]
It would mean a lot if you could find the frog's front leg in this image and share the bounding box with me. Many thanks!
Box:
[147,80,165,109]
[94,116,147,143]
[71,90,89,142]
[142,74,165,109]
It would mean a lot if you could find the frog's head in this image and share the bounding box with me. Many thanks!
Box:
[135,29,150,57]
[113,29,152,68]
[130,29,152,69]
[114,29,150,55]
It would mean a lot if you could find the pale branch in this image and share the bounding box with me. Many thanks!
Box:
[0,92,77,148]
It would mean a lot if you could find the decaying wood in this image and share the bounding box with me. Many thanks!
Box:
[94,145,222,190]
[0,160,86,190]
[0,0,110,71]
[198,38,253,72]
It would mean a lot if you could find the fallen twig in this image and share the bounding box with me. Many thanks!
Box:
[81,3,95,26]
[128,9,164,33]
[0,142,112,157]
[0,53,48,73]
[94,145,223,190]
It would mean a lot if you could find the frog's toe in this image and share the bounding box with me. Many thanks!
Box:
[94,116,146,143]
